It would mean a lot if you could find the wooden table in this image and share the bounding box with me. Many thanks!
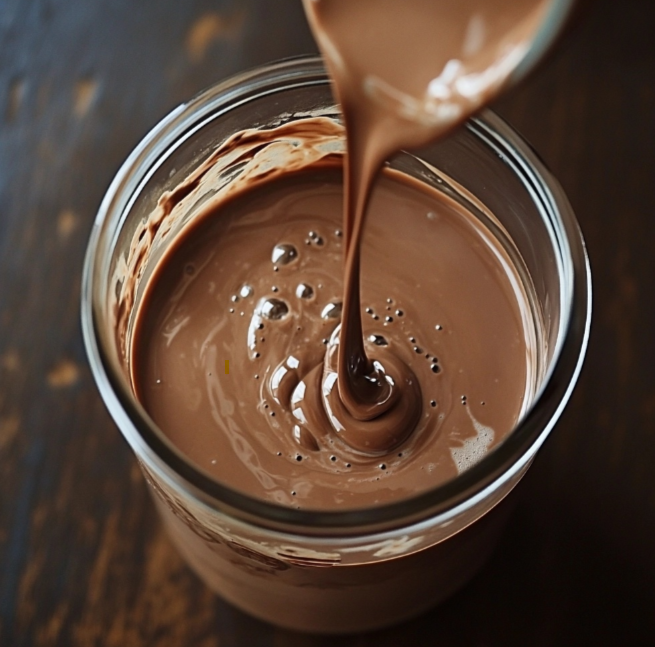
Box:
[1,0,653,644]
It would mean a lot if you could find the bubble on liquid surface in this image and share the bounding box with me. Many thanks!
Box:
[308,230,325,246]
[239,284,253,298]
[261,298,289,320]
[321,302,342,320]
[368,334,388,346]
[295,283,314,299]
[271,243,298,266]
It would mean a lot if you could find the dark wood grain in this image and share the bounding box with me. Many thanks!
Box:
[0,0,653,645]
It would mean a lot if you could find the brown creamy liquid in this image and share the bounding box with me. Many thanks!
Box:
[131,0,550,510]
[132,158,530,509]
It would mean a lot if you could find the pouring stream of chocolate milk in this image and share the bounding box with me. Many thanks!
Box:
[302,0,552,452]
[132,0,561,508]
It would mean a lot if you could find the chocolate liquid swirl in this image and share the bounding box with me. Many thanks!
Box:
[302,0,550,452]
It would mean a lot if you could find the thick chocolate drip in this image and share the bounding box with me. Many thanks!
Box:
[302,0,551,452]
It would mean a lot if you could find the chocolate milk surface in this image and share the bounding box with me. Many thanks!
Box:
[130,0,550,510]
[131,125,534,510]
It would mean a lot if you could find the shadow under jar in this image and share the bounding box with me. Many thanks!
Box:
[82,56,590,634]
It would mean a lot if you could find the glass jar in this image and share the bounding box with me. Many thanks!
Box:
[81,56,590,634]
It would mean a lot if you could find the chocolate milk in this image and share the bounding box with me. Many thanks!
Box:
[132,153,532,509]
[129,123,536,628]
[131,0,551,508]
[125,0,554,631]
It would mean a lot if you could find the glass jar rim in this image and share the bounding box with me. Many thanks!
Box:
[81,56,591,537]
